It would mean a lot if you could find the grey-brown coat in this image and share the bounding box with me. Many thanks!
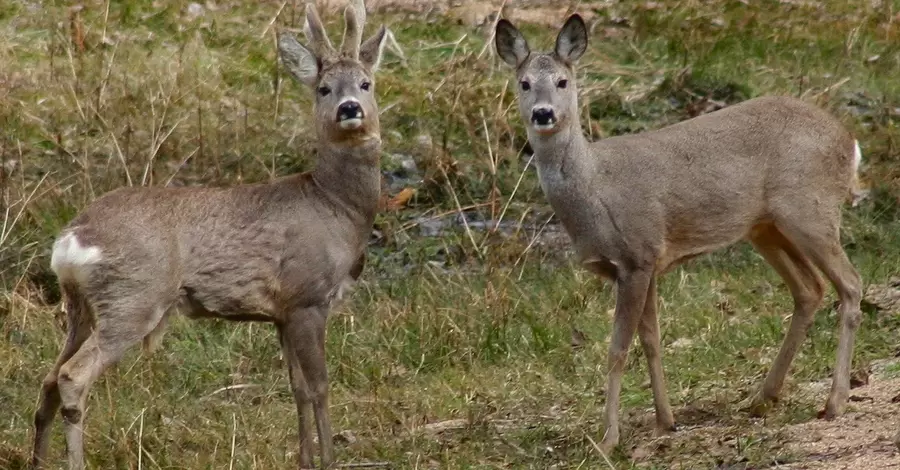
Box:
[30,1,388,469]
[497,14,863,453]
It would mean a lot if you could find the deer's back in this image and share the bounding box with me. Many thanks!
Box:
[608,96,855,218]
[561,96,855,272]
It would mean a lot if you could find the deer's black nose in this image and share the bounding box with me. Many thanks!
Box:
[531,107,556,126]
[337,101,364,122]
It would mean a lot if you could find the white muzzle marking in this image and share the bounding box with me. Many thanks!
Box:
[339,118,363,129]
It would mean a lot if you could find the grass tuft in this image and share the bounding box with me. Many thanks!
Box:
[2,1,900,468]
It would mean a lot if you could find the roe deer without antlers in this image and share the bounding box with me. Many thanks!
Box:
[29,1,388,468]
[496,14,864,452]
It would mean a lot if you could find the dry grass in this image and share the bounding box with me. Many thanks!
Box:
[3,0,900,468]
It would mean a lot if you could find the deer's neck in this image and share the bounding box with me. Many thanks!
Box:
[529,122,591,182]
[310,137,382,228]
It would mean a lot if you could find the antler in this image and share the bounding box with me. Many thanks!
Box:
[303,3,335,58]
[340,0,367,59]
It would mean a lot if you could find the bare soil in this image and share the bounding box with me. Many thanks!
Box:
[779,371,900,469]
[627,361,900,469]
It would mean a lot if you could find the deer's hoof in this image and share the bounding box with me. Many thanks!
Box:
[653,422,677,437]
[817,391,849,420]
[743,392,779,418]
[817,402,845,420]
[597,436,618,455]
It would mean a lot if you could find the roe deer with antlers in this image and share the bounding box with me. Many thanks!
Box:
[496,14,863,452]
[29,1,388,468]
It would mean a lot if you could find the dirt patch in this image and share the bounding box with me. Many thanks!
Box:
[778,371,900,470]
[636,365,900,469]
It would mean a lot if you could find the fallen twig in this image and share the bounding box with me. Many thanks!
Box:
[202,383,262,400]
[415,418,469,434]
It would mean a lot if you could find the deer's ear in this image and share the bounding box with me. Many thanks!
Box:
[495,19,529,68]
[359,25,388,72]
[278,32,320,88]
[555,14,588,63]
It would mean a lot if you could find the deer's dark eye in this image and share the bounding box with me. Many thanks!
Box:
[520,81,531,91]
[317,86,331,97]
[360,81,371,91]
[557,79,568,89]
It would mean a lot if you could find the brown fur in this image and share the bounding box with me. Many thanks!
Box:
[30,2,388,469]
[497,14,863,452]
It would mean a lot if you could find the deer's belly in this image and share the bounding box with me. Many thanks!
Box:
[178,279,279,320]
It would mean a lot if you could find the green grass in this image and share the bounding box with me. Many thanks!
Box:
[2,0,900,468]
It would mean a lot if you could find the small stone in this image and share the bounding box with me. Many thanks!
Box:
[669,338,695,349]
[386,153,418,174]
[570,327,588,349]
[186,3,204,20]
[333,430,358,445]
[415,133,433,150]
[417,217,448,237]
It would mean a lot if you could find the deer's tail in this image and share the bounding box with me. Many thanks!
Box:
[849,140,868,207]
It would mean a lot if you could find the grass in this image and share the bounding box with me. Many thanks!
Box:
[2,0,900,468]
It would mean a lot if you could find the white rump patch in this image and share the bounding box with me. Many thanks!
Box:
[850,140,870,208]
[51,232,102,284]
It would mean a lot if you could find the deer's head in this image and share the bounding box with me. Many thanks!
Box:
[495,15,587,139]
[278,0,387,145]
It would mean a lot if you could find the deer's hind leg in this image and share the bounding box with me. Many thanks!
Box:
[774,216,862,419]
[747,223,826,416]
[56,296,171,470]
[31,287,93,469]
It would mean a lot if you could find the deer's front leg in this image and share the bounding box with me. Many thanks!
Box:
[279,322,316,469]
[637,275,676,435]
[599,268,653,454]
[281,309,334,469]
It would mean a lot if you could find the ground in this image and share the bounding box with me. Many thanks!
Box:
[2,0,900,469]
[654,362,900,470]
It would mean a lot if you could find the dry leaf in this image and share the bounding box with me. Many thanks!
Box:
[379,187,416,211]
